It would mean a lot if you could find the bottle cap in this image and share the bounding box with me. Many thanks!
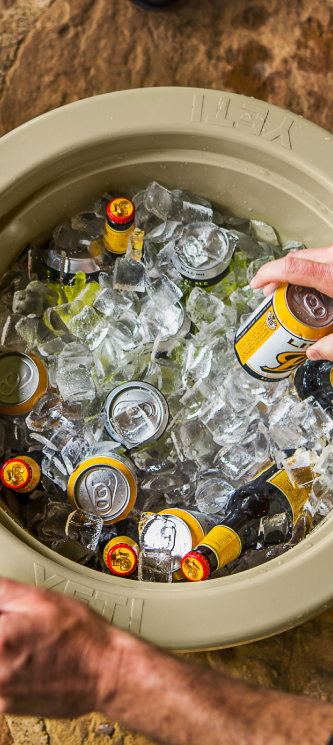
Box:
[107,198,135,225]
[1,458,30,490]
[104,541,138,576]
[181,552,211,581]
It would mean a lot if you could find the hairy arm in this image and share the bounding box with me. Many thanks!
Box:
[0,579,332,745]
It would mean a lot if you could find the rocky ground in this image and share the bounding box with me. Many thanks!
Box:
[1,0,333,742]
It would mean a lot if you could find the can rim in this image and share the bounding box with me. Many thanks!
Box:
[105,542,138,575]
[0,352,49,416]
[181,551,210,581]
[104,381,169,449]
[67,455,137,524]
[1,458,30,490]
[107,198,135,225]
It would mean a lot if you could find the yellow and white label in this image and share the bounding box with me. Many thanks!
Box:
[200,526,242,569]
[267,469,311,523]
[103,222,135,255]
[235,295,310,381]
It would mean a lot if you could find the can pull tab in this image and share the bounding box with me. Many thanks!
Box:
[295,287,328,320]
[0,371,20,398]
[129,403,155,419]
[161,521,176,551]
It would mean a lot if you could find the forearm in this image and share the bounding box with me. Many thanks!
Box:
[102,630,333,745]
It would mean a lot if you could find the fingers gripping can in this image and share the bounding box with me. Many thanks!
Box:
[0,351,49,416]
[234,283,333,382]
[67,455,137,524]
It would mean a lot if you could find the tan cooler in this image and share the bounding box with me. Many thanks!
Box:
[1,87,333,651]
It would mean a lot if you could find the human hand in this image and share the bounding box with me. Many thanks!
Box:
[0,577,125,718]
[250,245,333,361]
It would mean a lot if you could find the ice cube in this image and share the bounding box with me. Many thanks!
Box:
[38,502,73,541]
[186,287,225,329]
[138,547,172,582]
[71,212,105,235]
[67,306,108,350]
[201,397,252,446]
[26,392,63,432]
[111,311,145,351]
[283,448,317,487]
[146,274,182,309]
[110,402,155,448]
[61,436,90,474]
[195,470,234,513]
[113,257,146,292]
[12,289,43,316]
[250,220,279,246]
[171,418,214,460]
[182,200,213,223]
[65,509,103,550]
[16,316,55,349]
[41,457,68,490]
[143,182,173,221]
[282,240,306,252]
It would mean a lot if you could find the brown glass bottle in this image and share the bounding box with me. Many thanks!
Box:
[181,461,311,582]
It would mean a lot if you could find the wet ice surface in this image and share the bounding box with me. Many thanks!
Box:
[0,180,332,581]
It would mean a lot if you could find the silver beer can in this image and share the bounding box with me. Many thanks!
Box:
[0,351,49,416]
[67,454,137,524]
[104,381,169,449]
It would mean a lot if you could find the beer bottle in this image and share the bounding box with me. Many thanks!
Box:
[181,461,312,582]
[294,359,333,410]
[1,455,41,493]
[100,517,140,577]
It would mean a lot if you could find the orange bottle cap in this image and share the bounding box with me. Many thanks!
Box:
[107,198,135,225]
[1,458,30,490]
[181,552,210,582]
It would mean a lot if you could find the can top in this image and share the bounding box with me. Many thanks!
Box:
[107,198,135,225]
[44,248,99,275]
[181,552,210,581]
[1,458,30,490]
[140,514,193,572]
[105,382,169,449]
[67,455,137,524]
[0,352,48,415]
[287,285,333,328]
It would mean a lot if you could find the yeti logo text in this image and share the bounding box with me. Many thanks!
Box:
[34,563,144,634]
[191,94,294,149]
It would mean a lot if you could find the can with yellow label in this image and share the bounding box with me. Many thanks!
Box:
[0,351,49,416]
[67,455,137,525]
[102,197,135,255]
[1,455,41,493]
[234,283,333,382]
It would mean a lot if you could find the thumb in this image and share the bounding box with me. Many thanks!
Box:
[307,334,333,362]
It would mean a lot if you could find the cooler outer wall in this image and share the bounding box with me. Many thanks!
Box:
[1,87,333,651]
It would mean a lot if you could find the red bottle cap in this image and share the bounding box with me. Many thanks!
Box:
[1,458,30,490]
[107,198,135,225]
[181,551,211,582]
[104,542,138,576]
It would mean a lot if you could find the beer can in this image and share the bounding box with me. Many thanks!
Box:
[102,536,139,576]
[104,382,169,449]
[67,454,137,524]
[1,455,41,493]
[234,283,333,382]
[0,352,49,416]
[103,198,135,255]
[43,247,100,281]
[171,228,234,288]
[140,509,219,572]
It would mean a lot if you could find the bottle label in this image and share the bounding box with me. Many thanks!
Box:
[267,469,311,523]
[330,368,333,388]
[103,222,135,255]
[200,526,242,569]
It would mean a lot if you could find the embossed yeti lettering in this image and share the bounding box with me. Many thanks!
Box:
[191,93,294,149]
[34,563,144,634]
